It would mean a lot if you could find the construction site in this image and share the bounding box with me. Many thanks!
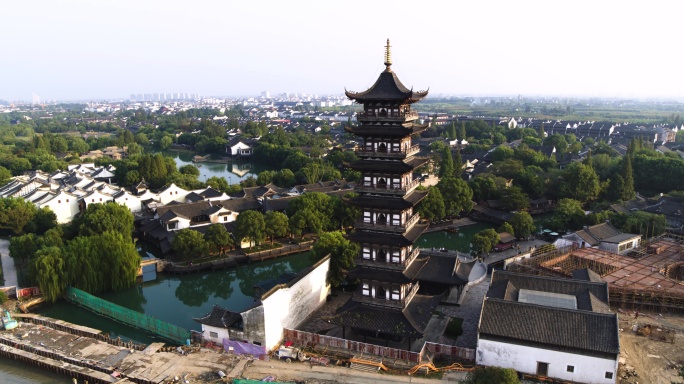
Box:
[508,237,684,314]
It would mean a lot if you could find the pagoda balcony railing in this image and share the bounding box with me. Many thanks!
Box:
[352,282,420,310]
[355,213,420,233]
[356,111,419,120]
[355,178,420,195]
[354,247,421,271]
[356,144,420,159]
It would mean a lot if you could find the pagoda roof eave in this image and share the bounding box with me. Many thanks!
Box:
[344,123,428,137]
[347,189,429,210]
[345,70,428,104]
[348,222,428,247]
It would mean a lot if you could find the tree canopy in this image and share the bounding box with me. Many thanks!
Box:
[312,231,359,288]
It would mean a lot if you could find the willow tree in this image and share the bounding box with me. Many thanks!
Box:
[34,246,66,303]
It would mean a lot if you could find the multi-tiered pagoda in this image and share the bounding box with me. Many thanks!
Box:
[331,41,481,349]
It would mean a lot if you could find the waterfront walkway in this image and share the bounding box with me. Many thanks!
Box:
[0,238,18,287]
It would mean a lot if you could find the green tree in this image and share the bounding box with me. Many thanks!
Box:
[287,192,333,231]
[613,211,667,238]
[312,231,359,288]
[33,246,66,303]
[264,211,289,243]
[558,162,600,202]
[498,222,515,237]
[25,207,57,235]
[490,146,514,162]
[204,224,234,255]
[501,186,530,211]
[620,155,635,201]
[235,210,266,249]
[160,135,173,149]
[75,202,134,237]
[257,170,275,186]
[0,197,38,235]
[510,211,535,239]
[0,165,12,185]
[439,147,455,178]
[179,164,200,176]
[417,187,446,221]
[206,176,230,192]
[95,231,141,290]
[472,228,500,254]
[550,198,586,231]
[331,194,361,230]
[172,229,210,261]
[273,169,297,188]
[463,366,519,384]
[437,177,473,216]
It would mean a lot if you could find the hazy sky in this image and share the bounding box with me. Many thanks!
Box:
[1,1,681,101]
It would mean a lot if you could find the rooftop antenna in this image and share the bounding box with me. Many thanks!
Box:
[384,38,392,70]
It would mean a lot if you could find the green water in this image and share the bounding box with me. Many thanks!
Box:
[38,251,318,344]
[0,358,70,384]
[161,149,275,183]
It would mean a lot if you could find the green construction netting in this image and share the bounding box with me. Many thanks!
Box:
[65,287,191,345]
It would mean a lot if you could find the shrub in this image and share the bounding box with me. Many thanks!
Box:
[463,366,520,384]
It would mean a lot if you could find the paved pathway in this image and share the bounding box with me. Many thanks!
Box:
[438,277,490,349]
[0,238,18,287]
[244,358,468,383]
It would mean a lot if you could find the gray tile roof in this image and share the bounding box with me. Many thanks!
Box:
[479,298,619,356]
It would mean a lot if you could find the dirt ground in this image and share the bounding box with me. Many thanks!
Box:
[617,309,684,384]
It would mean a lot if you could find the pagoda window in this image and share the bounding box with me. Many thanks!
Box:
[377,178,387,188]
[362,283,370,296]
[391,287,401,300]
[375,286,387,300]
[378,143,387,153]
[362,247,371,259]
[391,251,401,263]
[377,213,387,225]
[376,249,387,262]
[363,212,371,223]
[392,214,400,226]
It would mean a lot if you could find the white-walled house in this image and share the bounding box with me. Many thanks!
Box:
[157,183,189,205]
[477,270,619,384]
[38,190,81,224]
[194,256,331,351]
[112,189,143,213]
[564,222,641,255]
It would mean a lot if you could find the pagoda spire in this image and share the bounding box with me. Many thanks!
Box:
[384,38,392,70]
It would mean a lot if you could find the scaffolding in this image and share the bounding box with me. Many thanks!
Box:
[507,238,684,314]
[65,287,191,345]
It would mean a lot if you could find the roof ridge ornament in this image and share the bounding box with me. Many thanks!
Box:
[384,38,392,70]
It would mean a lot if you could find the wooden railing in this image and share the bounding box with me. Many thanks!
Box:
[356,111,419,120]
[356,144,420,158]
[355,178,420,194]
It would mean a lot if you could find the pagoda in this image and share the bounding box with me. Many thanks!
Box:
[331,40,480,350]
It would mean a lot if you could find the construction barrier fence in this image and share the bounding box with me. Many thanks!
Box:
[65,287,190,345]
[283,329,476,363]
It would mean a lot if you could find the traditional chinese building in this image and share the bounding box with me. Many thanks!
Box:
[331,41,483,350]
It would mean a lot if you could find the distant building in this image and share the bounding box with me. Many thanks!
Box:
[564,222,641,255]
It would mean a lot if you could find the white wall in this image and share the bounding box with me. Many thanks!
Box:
[477,338,617,384]
[261,257,330,350]
[200,324,230,344]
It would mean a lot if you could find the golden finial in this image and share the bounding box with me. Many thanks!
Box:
[384,38,392,69]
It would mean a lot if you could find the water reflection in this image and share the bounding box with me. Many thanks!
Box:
[174,271,235,307]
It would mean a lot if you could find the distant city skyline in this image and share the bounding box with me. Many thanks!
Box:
[2,1,682,101]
